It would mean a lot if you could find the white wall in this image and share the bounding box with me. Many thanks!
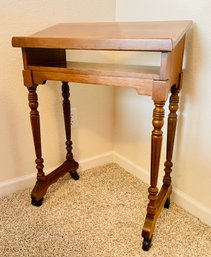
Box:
[0,0,115,182]
[115,0,211,213]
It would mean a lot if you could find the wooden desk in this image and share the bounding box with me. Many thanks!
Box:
[12,21,192,251]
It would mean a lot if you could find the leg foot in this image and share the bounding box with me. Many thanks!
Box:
[164,197,171,209]
[31,197,44,207]
[142,237,152,251]
[70,171,79,180]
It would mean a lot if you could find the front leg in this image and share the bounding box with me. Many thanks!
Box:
[142,100,165,250]
[28,85,45,206]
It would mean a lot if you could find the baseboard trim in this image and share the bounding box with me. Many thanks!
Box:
[171,188,211,226]
[113,151,211,226]
[78,151,114,171]
[1,151,210,226]
[0,152,114,198]
[112,151,150,184]
[0,173,36,198]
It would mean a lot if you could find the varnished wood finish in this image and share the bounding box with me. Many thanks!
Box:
[142,101,165,240]
[31,160,78,202]
[163,85,180,187]
[12,21,191,249]
[27,85,45,182]
[62,82,73,161]
[142,84,180,241]
[29,62,158,96]
[28,62,160,80]
[22,48,66,68]
[62,81,79,173]
[30,82,79,203]
[12,21,191,51]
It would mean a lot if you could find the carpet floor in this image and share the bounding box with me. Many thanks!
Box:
[0,163,210,257]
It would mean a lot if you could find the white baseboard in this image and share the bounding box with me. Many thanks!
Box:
[78,151,113,171]
[113,151,211,226]
[171,188,211,226]
[0,173,36,198]
[113,151,150,185]
[1,151,210,226]
[0,152,114,198]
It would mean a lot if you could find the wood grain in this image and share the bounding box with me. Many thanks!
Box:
[12,21,192,51]
[12,21,192,249]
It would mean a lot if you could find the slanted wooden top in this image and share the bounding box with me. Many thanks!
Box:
[12,20,192,51]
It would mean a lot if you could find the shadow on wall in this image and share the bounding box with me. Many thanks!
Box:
[0,90,34,179]
[173,23,203,185]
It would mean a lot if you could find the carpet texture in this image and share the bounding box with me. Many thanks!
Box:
[0,163,210,257]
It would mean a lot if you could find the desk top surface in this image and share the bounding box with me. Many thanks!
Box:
[12,20,192,51]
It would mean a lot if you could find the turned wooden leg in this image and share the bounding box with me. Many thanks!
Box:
[163,85,180,208]
[148,100,165,218]
[163,85,180,187]
[61,82,79,180]
[142,100,165,250]
[28,85,45,206]
[28,85,45,181]
[62,82,73,161]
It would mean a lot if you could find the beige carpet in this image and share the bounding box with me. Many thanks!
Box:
[0,163,210,257]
